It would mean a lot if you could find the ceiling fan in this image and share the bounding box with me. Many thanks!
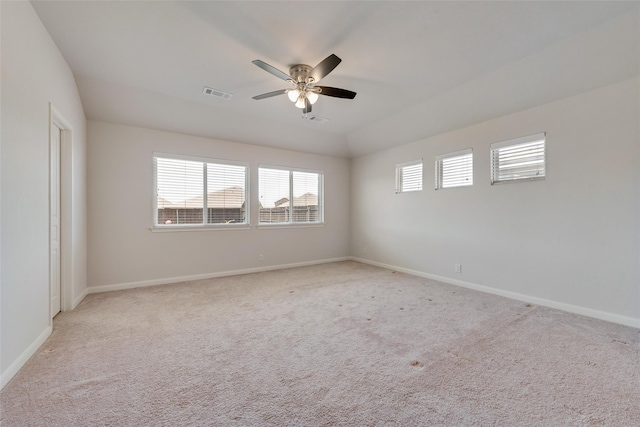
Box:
[251,54,356,115]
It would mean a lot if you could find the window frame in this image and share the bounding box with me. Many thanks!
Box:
[258,164,324,227]
[435,148,473,190]
[395,159,423,193]
[490,133,546,185]
[152,152,250,231]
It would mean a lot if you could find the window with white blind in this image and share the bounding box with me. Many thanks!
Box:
[154,153,248,227]
[491,133,546,184]
[258,166,323,225]
[435,149,473,190]
[395,160,423,193]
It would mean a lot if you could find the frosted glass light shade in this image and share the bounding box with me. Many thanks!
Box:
[287,89,300,102]
[307,91,319,104]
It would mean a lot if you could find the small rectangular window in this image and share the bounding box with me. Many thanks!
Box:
[395,160,423,193]
[435,149,473,190]
[259,166,323,225]
[491,133,545,184]
[154,154,248,227]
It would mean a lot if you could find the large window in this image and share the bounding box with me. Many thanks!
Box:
[435,149,473,189]
[258,166,323,225]
[395,160,423,193]
[154,154,248,227]
[491,133,546,184]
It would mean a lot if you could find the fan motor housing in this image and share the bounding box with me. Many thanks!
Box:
[289,64,312,82]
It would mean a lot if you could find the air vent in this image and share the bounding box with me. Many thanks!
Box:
[305,115,329,124]
[202,86,233,100]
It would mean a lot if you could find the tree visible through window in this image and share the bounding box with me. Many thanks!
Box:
[154,154,248,227]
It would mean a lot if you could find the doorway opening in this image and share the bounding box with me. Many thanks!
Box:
[50,105,72,320]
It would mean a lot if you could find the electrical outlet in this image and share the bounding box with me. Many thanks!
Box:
[454,264,462,273]
[259,254,264,262]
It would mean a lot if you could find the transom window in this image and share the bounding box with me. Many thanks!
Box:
[153,153,248,227]
[395,160,423,193]
[258,166,323,225]
[491,133,546,184]
[435,149,473,189]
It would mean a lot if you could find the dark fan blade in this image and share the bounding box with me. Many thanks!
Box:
[309,54,341,83]
[252,60,291,81]
[303,97,312,114]
[252,89,287,100]
[316,86,356,99]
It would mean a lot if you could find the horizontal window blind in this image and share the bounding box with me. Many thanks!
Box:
[206,163,247,224]
[259,167,323,224]
[292,171,322,223]
[154,154,248,227]
[435,149,473,189]
[395,160,423,193]
[491,133,545,184]
[156,158,204,225]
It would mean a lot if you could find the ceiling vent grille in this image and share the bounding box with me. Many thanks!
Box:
[305,115,329,124]
[203,86,233,100]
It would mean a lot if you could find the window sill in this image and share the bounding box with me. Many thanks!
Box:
[491,176,545,185]
[257,223,325,230]
[435,184,474,190]
[150,224,251,233]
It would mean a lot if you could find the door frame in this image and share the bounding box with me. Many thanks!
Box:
[49,104,73,318]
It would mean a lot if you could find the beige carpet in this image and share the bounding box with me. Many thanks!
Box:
[1,261,639,426]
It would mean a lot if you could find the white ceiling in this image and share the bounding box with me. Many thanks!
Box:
[32,1,639,158]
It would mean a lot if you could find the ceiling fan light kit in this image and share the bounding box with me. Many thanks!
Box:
[252,54,356,117]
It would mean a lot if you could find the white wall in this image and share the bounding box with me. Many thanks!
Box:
[1,2,87,386]
[87,121,350,289]
[351,78,640,327]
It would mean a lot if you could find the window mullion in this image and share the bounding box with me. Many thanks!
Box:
[202,162,208,225]
[289,170,294,224]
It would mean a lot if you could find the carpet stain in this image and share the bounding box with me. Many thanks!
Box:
[410,360,424,369]
[611,339,628,346]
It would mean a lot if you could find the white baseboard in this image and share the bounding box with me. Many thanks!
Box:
[351,257,640,329]
[72,287,88,309]
[1,326,52,390]
[85,255,639,328]
[87,257,351,294]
